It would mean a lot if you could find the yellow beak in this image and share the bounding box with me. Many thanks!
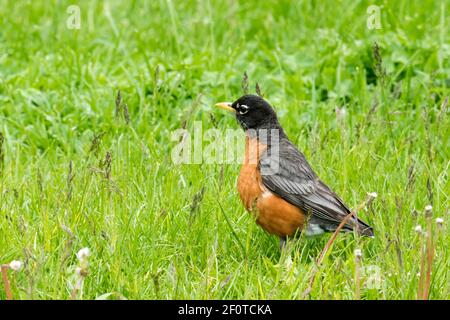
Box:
[215,102,235,113]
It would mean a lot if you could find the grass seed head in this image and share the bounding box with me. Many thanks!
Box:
[255,82,263,97]
[368,192,378,199]
[123,103,130,124]
[373,42,386,82]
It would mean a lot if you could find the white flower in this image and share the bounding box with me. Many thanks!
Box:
[76,247,91,262]
[9,260,22,271]
[368,192,378,199]
[424,205,432,212]
[414,225,423,234]
[335,107,347,120]
[436,217,444,226]
[354,249,362,258]
[365,192,378,206]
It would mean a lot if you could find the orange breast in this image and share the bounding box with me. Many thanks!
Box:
[237,136,306,237]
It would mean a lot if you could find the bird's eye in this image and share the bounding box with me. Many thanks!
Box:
[239,104,249,115]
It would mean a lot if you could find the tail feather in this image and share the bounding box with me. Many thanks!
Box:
[346,217,374,237]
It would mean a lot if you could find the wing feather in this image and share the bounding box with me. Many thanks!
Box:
[259,140,359,232]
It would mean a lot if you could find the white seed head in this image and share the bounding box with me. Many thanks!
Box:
[368,192,378,199]
[424,205,433,217]
[9,260,22,271]
[414,225,423,234]
[354,249,362,258]
[76,247,91,262]
[335,107,347,120]
[285,255,293,270]
[436,217,444,226]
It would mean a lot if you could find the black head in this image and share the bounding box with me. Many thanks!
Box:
[216,94,279,130]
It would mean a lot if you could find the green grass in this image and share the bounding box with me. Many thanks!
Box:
[0,0,449,300]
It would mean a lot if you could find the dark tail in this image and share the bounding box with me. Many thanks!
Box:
[354,218,374,237]
[337,215,374,237]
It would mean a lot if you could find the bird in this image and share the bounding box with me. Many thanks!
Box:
[215,94,374,248]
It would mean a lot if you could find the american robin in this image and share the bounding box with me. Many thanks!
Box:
[215,94,374,247]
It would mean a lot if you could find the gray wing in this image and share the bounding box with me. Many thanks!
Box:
[259,141,362,233]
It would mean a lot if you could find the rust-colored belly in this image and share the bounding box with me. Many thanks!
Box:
[237,136,306,237]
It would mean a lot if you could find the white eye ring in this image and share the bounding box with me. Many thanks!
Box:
[239,104,249,115]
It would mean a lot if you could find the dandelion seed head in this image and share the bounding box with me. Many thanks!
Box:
[285,255,293,270]
[335,107,347,120]
[368,192,378,198]
[414,225,423,234]
[76,247,91,262]
[9,260,22,271]
[424,205,433,217]
[436,217,444,226]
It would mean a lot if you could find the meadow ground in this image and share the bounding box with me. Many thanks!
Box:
[0,0,449,299]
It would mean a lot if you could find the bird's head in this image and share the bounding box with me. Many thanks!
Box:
[215,94,279,130]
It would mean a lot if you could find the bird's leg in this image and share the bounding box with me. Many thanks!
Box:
[279,237,287,251]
